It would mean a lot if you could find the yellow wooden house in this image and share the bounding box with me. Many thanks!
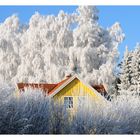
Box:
[17,74,108,112]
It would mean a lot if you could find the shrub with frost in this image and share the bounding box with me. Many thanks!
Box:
[0,85,69,134]
[70,94,140,134]
[1,85,140,134]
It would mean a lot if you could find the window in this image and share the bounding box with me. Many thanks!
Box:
[64,97,73,108]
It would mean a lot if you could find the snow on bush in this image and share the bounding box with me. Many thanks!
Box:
[0,84,140,134]
[0,6,124,93]
[0,84,70,134]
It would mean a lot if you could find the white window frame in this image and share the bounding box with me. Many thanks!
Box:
[64,96,73,109]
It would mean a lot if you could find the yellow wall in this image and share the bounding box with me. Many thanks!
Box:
[53,78,106,113]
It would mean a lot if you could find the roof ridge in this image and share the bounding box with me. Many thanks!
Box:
[48,77,70,95]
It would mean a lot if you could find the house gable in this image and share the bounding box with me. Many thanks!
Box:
[51,75,106,103]
[50,75,104,99]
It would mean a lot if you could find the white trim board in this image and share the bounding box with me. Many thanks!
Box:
[49,75,76,98]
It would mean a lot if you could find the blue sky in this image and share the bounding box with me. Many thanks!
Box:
[0,6,140,61]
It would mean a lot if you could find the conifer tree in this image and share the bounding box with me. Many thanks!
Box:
[129,44,140,95]
[118,46,133,95]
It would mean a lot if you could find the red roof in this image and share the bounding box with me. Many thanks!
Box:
[48,77,70,95]
[17,76,70,95]
[17,76,107,96]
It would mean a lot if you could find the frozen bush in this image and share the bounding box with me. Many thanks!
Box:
[0,85,69,134]
[0,84,140,134]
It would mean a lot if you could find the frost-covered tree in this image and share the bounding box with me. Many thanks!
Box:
[129,44,140,95]
[69,6,124,92]
[118,46,133,95]
[0,6,124,93]
[0,15,21,82]
[118,44,140,96]
[14,11,74,83]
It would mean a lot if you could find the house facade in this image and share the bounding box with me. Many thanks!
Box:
[17,74,108,112]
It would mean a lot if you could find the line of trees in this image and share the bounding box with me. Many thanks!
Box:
[0,6,124,95]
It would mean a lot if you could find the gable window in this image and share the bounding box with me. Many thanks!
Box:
[64,97,73,108]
